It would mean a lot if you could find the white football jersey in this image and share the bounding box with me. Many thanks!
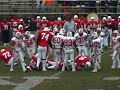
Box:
[52,34,64,49]
[93,37,102,50]
[63,36,75,49]
[23,34,36,48]
[74,32,87,46]
[11,37,24,51]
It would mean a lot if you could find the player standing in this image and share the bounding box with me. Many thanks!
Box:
[92,32,102,72]
[37,27,54,71]
[74,28,88,56]
[11,32,27,72]
[23,31,36,60]
[51,31,64,70]
[62,31,76,72]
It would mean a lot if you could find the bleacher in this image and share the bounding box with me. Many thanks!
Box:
[0,0,120,17]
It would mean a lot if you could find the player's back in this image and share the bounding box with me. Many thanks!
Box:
[0,50,13,63]
[63,36,75,49]
[38,30,53,47]
[52,34,63,49]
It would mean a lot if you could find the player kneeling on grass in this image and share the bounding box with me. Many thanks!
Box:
[75,55,92,70]
[11,32,27,72]
[0,49,14,72]
[62,31,76,72]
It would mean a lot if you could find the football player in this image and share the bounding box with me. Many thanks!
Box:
[23,31,36,59]
[75,55,92,70]
[74,28,88,57]
[62,31,76,72]
[51,30,64,70]
[37,27,54,71]
[111,32,120,69]
[0,49,14,72]
[10,16,20,36]
[11,32,27,72]
[92,32,102,72]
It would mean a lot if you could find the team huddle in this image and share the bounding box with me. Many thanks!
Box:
[0,15,120,73]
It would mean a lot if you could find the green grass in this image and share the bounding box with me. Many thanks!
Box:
[0,46,120,90]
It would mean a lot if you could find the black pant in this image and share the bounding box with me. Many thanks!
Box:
[1,31,10,43]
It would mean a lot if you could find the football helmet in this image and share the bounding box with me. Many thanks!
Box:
[57,17,62,21]
[66,31,72,37]
[116,36,120,42]
[85,61,91,68]
[44,27,50,31]
[59,28,66,35]
[91,17,95,20]
[42,16,47,20]
[1,49,5,52]
[74,15,78,19]
[18,24,23,30]
[107,16,112,20]
[37,16,41,19]
[102,17,106,20]
[24,31,30,38]
[100,32,105,37]
[118,22,120,26]
[79,28,83,36]
[92,32,98,39]
[15,32,21,39]
[113,30,119,34]
[20,19,23,22]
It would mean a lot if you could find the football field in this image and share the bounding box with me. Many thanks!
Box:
[0,46,120,90]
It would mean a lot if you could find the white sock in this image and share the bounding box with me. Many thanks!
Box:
[21,62,26,71]
[42,60,47,70]
[71,61,75,70]
[36,58,41,68]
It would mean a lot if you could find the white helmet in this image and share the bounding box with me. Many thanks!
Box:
[113,30,118,34]
[57,17,62,21]
[102,17,106,20]
[24,31,30,38]
[118,16,120,19]
[37,16,41,19]
[100,32,105,37]
[66,31,72,37]
[107,16,112,20]
[18,24,23,30]
[118,22,120,26]
[53,27,58,33]
[42,16,47,20]
[43,27,50,31]
[92,32,98,39]
[116,36,120,42]
[59,28,66,35]
[1,49,5,52]
[93,38,101,44]
[97,27,101,31]
[20,19,23,22]
[74,15,78,19]
[15,32,21,39]
[79,28,83,33]
[85,62,91,68]
[91,17,95,20]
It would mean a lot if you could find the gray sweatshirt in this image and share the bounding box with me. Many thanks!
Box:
[63,20,76,32]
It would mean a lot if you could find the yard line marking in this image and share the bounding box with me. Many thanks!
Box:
[51,71,63,77]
